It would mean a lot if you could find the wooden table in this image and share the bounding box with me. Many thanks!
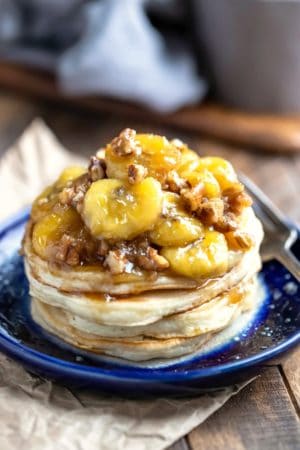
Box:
[0,91,299,450]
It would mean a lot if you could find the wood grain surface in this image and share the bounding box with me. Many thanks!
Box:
[0,91,299,450]
[2,62,300,153]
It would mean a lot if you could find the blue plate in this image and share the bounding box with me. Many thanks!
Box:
[0,209,299,396]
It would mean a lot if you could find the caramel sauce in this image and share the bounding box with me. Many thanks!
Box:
[28,132,254,280]
[227,288,244,304]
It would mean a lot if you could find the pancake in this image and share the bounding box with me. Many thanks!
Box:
[30,301,205,361]
[31,276,258,361]
[23,130,264,361]
[26,248,261,327]
[24,208,262,295]
[24,208,262,327]
[45,277,257,339]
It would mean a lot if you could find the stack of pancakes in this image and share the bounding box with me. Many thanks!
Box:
[24,208,263,362]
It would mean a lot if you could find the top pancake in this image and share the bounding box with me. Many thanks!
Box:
[24,208,263,295]
[25,209,263,327]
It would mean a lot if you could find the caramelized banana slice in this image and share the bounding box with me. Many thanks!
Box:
[55,166,86,188]
[179,161,221,198]
[105,133,181,183]
[179,146,199,165]
[196,157,239,191]
[161,230,228,278]
[31,185,56,222]
[32,208,82,259]
[83,177,163,240]
[31,166,86,222]
[150,193,203,246]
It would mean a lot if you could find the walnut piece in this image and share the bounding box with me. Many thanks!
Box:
[111,128,141,156]
[196,198,224,226]
[166,170,188,193]
[229,191,252,214]
[66,248,80,266]
[55,234,80,266]
[225,231,254,251]
[223,185,252,215]
[97,239,110,257]
[213,212,238,232]
[88,156,106,182]
[181,182,204,212]
[58,173,91,213]
[104,250,132,275]
[128,164,148,184]
[136,248,169,271]
[222,184,244,198]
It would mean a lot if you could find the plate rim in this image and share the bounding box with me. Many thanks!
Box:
[0,208,299,384]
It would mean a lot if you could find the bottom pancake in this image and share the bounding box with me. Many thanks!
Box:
[31,299,212,361]
[58,277,257,339]
[31,277,259,361]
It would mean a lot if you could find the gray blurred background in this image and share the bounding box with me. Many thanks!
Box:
[0,0,300,113]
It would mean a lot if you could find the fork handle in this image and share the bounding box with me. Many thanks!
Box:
[277,249,300,282]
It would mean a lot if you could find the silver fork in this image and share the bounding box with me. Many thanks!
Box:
[239,173,300,282]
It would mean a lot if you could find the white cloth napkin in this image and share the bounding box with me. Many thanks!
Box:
[0,120,250,450]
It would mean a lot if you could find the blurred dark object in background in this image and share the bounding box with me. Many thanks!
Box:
[194,0,300,113]
[0,0,84,66]
[2,0,300,114]
[2,0,300,154]
[0,0,206,112]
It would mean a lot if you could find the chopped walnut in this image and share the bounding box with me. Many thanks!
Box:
[59,173,91,213]
[181,182,204,212]
[222,184,244,198]
[58,188,74,206]
[128,164,148,184]
[228,191,252,215]
[110,128,141,156]
[55,234,70,262]
[88,156,106,182]
[213,212,238,232]
[223,185,252,215]
[166,170,188,193]
[55,234,81,266]
[225,231,254,251]
[66,248,80,266]
[196,198,224,226]
[97,239,110,257]
[136,248,169,271]
[104,250,132,275]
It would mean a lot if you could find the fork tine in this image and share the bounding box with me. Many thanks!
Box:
[239,173,300,280]
[239,172,290,232]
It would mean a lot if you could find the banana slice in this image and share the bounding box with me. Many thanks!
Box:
[105,134,181,183]
[32,207,82,259]
[31,185,56,222]
[83,177,163,240]
[150,193,203,246]
[161,230,228,278]
[179,146,200,165]
[31,166,86,222]
[179,161,221,198]
[55,166,86,188]
[196,157,239,191]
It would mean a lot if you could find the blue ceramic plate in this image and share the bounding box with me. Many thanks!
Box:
[0,208,299,396]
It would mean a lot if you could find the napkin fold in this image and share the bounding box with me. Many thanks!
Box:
[0,120,251,450]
